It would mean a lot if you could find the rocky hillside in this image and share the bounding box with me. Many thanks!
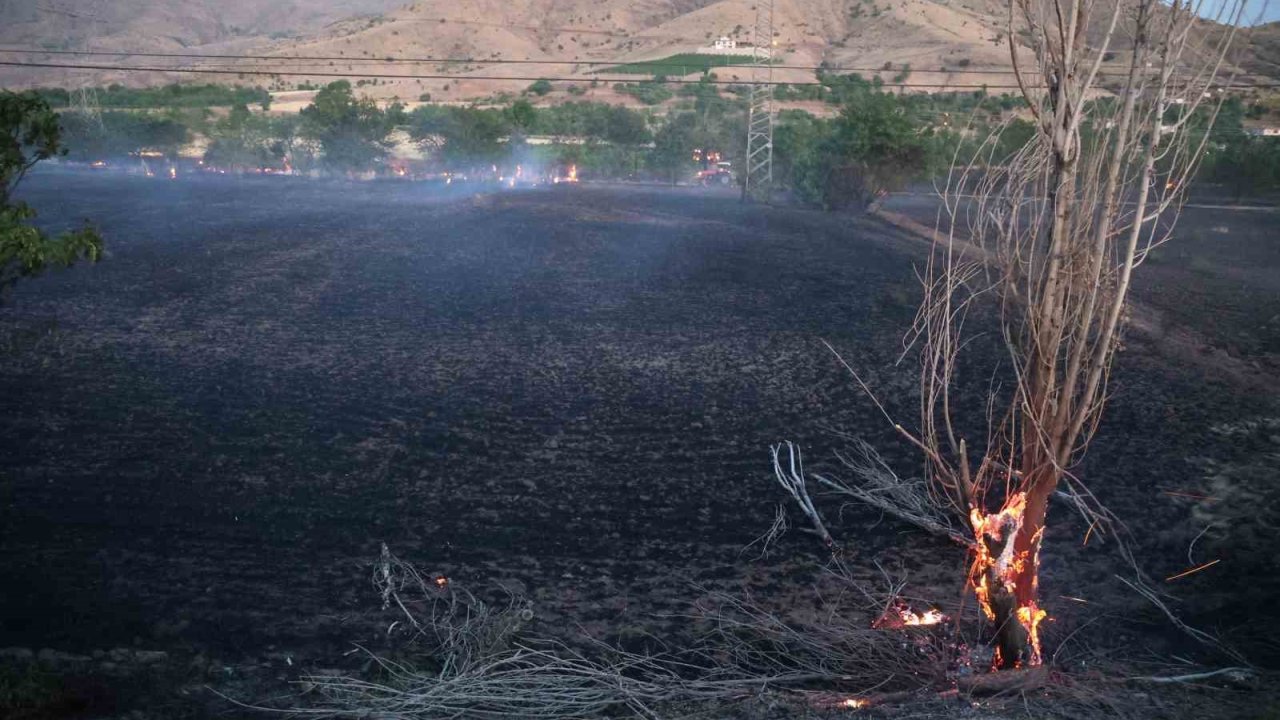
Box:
[1,0,1276,102]
[0,0,405,52]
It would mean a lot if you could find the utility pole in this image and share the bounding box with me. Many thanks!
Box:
[742,0,775,203]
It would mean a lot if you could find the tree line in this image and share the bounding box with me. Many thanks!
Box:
[26,75,1280,202]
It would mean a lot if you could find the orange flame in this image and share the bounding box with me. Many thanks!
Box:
[969,492,1049,667]
[1017,603,1047,666]
[841,698,868,709]
[902,608,947,626]
[873,602,947,629]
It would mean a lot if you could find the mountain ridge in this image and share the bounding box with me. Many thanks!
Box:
[2,0,1276,103]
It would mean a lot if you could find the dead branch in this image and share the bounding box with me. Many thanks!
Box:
[1124,667,1254,686]
[269,548,929,719]
[956,665,1049,696]
[818,439,972,547]
[770,442,837,549]
[1115,573,1251,668]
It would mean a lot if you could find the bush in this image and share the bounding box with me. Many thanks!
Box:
[616,82,673,105]
[36,83,270,109]
[786,92,930,210]
[528,79,553,96]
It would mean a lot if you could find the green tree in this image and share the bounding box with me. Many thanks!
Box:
[1,92,102,296]
[300,81,392,173]
[408,105,508,169]
[772,110,828,193]
[649,112,698,183]
[268,114,316,173]
[790,92,929,209]
[603,105,651,147]
[527,79,553,96]
[506,99,536,144]
[204,104,275,170]
[1207,134,1280,199]
[59,111,188,160]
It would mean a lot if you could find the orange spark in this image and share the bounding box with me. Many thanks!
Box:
[1165,558,1220,582]
[1082,519,1097,547]
[434,575,449,589]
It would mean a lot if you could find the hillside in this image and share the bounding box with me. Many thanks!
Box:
[229,0,1022,101]
[0,0,405,52]
[1,0,1277,103]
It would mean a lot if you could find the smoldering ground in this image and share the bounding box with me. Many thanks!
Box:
[1,169,1277,717]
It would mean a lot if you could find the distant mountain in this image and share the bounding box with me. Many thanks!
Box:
[1,0,1276,102]
[1241,21,1280,76]
[0,0,406,52]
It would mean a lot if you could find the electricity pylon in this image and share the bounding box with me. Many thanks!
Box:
[741,0,775,203]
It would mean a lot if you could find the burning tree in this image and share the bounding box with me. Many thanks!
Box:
[775,0,1248,672]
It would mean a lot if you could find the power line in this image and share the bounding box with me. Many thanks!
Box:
[0,46,1131,76]
[0,59,1045,89]
[3,59,1277,91]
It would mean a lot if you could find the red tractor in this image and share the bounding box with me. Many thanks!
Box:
[692,148,734,186]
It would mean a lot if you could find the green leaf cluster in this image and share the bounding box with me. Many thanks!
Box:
[1,91,103,299]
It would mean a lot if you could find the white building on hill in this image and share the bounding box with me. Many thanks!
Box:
[695,35,771,57]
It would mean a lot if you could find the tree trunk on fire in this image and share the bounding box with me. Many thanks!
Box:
[984,471,1055,669]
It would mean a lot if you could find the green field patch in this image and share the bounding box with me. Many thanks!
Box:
[600,53,763,76]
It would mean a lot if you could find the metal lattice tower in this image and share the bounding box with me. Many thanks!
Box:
[72,0,107,131]
[741,0,775,203]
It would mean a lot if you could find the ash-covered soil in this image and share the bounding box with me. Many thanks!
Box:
[1,173,1276,718]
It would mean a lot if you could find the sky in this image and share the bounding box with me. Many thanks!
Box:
[1203,0,1280,25]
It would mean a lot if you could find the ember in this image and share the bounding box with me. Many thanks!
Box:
[874,602,948,629]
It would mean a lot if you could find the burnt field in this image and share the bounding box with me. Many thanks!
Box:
[1,172,1278,717]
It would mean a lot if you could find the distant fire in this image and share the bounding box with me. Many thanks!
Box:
[841,698,868,709]
[434,575,449,589]
[552,164,580,185]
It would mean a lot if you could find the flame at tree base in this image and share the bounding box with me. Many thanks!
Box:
[969,491,1049,669]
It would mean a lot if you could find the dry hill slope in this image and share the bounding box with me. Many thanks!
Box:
[0,0,1276,101]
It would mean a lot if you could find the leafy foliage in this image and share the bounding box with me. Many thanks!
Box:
[408,105,507,168]
[59,111,189,160]
[203,104,279,170]
[0,91,103,297]
[300,81,394,172]
[783,92,931,209]
[603,54,755,75]
[614,82,674,106]
[35,83,270,109]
